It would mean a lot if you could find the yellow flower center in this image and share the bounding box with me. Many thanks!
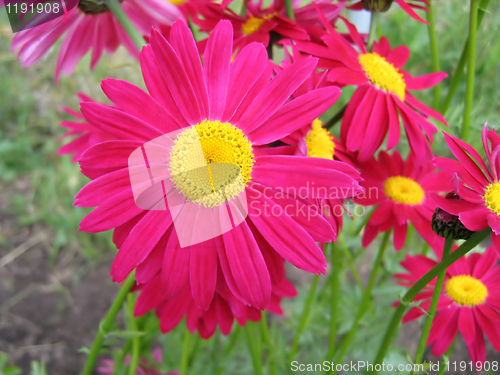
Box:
[445,275,488,306]
[169,120,254,208]
[484,181,500,216]
[383,176,424,205]
[358,52,406,101]
[242,14,274,35]
[166,0,187,5]
[306,119,334,160]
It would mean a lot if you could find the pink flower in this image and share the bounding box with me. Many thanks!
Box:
[133,261,297,339]
[354,150,454,250]
[295,13,447,162]
[75,19,362,311]
[11,0,183,81]
[396,247,500,364]
[98,347,178,375]
[431,124,500,256]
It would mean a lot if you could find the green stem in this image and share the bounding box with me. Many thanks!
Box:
[367,12,379,51]
[245,322,263,375]
[81,272,136,375]
[436,338,456,375]
[369,228,491,374]
[338,236,364,291]
[411,238,454,373]
[427,2,441,109]
[180,327,192,375]
[325,104,347,130]
[260,312,278,375]
[460,0,480,139]
[127,294,140,375]
[289,275,320,362]
[440,0,489,115]
[240,1,247,17]
[284,0,295,21]
[326,243,340,368]
[104,0,146,51]
[333,231,391,370]
[353,207,375,236]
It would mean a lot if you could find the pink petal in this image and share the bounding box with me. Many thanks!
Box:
[161,231,190,298]
[405,72,447,91]
[458,307,476,344]
[190,241,218,310]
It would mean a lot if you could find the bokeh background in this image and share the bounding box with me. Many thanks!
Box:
[0,1,499,374]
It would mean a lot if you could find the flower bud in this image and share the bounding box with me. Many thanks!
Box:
[432,192,474,240]
[361,0,394,12]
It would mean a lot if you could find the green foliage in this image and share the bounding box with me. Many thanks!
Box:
[0,353,21,375]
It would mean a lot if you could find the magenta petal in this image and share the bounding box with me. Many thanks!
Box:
[459,208,490,231]
[458,307,476,344]
[248,86,341,145]
[386,45,410,68]
[405,72,447,91]
[203,20,233,120]
[222,220,272,310]
[135,245,164,284]
[161,231,190,299]
[111,209,172,282]
[222,43,269,122]
[190,241,218,310]
[236,57,318,133]
[169,20,209,119]
[429,193,481,215]
[394,0,428,24]
[134,274,163,316]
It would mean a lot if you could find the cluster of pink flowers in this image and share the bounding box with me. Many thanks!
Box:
[7,0,500,369]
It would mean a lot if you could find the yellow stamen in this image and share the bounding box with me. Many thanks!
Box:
[306,119,335,160]
[242,15,267,35]
[166,0,187,5]
[446,275,488,306]
[358,52,406,101]
[383,176,424,205]
[484,181,500,216]
[169,120,254,208]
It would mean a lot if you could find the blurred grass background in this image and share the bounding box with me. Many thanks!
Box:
[0,1,499,374]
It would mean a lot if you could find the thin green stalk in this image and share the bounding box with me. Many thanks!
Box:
[188,333,200,367]
[440,0,489,115]
[289,275,320,361]
[180,327,192,375]
[260,312,278,375]
[367,12,379,51]
[126,294,140,375]
[325,104,347,130]
[333,231,391,370]
[81,272,136,375]
[411,238,454,373]
[326,243,340,369]
[284,0,295,20]
[104,0,146,51]
[245,322,263,375]
[369,228,491,374]
[426,2,441,109]
[240,1,247,17]
[436,338,456,375]
[460,0,480,139]
[353,207,375,236]
[338,237,364,291]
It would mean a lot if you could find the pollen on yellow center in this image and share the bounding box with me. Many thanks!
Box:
[169,120,254,208]
[383,176,424,205]
[306,119,335,160]
[445,275,488,306]
[242,14,274,35]
[358,52,406,101]
[484,181,500,216]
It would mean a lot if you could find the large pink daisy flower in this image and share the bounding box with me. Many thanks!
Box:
[295,15,447,162]
[432,125,500,256]
[75,19,362,311]
[354,150,453,250]
[396,246,500,364]
[11,0,183,81]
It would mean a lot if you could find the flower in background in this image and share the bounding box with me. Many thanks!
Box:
[133,260,297,339]
[58,93,116,162]
[75,19,362,311]
[11,0,183,81]
[295,13,447,162]
[431,124,500,256]
[396,246,500,364]
[98,347,178,375]
[194,0,343,54]
[340,0,430,24]
[355,150,453,250]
